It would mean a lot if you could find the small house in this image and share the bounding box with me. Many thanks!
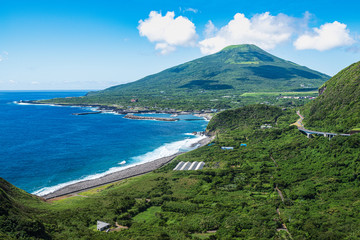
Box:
[131,98,138,103]
[221,147,234,150]
[97,221,111,231]
[261,124,272,129]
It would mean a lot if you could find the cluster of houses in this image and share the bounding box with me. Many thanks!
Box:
[278,96,316,100]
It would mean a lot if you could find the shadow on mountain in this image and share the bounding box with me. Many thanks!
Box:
[179,80,233,90]
[247,65,323,79]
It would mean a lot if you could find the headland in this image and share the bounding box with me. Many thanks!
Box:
[17,100,213,121]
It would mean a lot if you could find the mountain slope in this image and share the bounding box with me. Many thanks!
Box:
[303,61,360,132]
[0,178,49,239]
[92,44,328,96]
[41,44,329,110]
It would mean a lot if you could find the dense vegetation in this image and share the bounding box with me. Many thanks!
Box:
[0,178,48,239]
[1,103,359,239]
[302,61,360,133]
[38,44,328,111]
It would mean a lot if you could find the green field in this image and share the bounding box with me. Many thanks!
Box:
[241,91,318,97]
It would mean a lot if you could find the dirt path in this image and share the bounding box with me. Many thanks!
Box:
[271,155,293,239]
[109,222,129,232]
[275,185,285,202]
[291,110,304,128]
[270,155,279,168]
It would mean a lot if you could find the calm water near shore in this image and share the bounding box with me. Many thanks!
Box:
[0,91,208,196]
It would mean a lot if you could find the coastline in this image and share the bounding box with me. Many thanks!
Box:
[16,100,213,121]
[41,135,212,200]
[123,114,179,121]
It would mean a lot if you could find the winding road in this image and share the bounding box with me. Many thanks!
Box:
[294,111,350,139]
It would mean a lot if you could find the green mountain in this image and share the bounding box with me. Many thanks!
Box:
[41,44,329,110]
[95,44,328,94]
[303,61,360,133]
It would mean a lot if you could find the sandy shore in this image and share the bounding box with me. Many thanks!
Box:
[41,136,212,200]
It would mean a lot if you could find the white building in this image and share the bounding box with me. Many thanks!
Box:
[97,221,111,231]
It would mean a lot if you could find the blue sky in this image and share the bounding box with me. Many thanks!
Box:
[0,0,359,90]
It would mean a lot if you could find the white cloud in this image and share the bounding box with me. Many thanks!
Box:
[184,8,198,14]
[294,21,355,51]
[138,11,197,54]
[204,20,217,38]
[9,80,16,84]
[31,81,40,85]
[199,12,294,54]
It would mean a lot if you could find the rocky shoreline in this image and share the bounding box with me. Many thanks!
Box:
[41,136,212,200]
[17,100,213,120]
[124,114,179,121]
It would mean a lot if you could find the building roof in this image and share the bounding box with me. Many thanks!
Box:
[173,161,205,171]
[97,221,110,230]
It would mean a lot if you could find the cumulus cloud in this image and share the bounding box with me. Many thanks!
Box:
[199,12,294,54]
[294,21,355,51]
[138,11,197,54]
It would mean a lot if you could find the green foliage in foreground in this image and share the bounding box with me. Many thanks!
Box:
[1,105,359,239]
[303,61,360,133]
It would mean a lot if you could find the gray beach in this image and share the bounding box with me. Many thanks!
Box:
[42,136,212,200]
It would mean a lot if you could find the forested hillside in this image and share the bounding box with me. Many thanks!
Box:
[303,61,360,133]
[0,178,48,239]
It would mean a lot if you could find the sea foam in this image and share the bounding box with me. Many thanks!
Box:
[32,135,206,196]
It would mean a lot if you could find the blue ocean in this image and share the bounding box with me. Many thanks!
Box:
[0,91,208,196]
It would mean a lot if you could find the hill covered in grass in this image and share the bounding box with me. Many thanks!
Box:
[303,61,360,133]
[40,44,329,110]
[0,178,49,239]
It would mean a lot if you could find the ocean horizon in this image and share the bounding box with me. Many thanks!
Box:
[0,91,208,196]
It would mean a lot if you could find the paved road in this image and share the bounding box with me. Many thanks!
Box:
[295,111,350,137]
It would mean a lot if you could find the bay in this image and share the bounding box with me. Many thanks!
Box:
[0,91,207,195]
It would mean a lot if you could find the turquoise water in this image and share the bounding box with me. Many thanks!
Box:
[0,91,208,195]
